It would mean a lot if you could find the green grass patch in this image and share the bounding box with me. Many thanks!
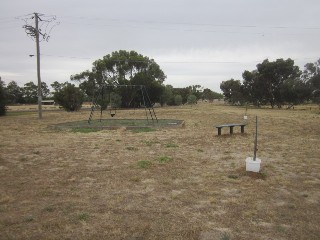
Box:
[72,128,102,133]
[6,111,36,117]
[143,140,160,146]
[78,212,90,221]
[165,142,178,148]
[157,156,173,164]
[137,160,152,169]
[131,127,156,133]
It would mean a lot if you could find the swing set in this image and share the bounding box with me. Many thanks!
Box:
[88,84,158,125]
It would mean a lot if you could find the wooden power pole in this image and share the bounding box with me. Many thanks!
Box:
[21,12,58,119]
[34,13,42,119]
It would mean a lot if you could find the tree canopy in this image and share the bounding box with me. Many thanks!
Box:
[220,58,320,107]
[71,50,166,106]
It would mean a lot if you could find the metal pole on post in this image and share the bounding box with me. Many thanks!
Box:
[253,116,258,161]
[35,12,42,119]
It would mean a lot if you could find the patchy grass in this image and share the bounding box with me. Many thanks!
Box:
[125,146,138,151]
[157,155,173,164]
[130,127,156,133]
[77,212,90,221]
[5,111,36,116]
[165,142,179,148]
[137,160,152,169]
[0,103,319,239]
[71,127,102,133]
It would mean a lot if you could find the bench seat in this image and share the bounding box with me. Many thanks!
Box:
[215,123,246,135]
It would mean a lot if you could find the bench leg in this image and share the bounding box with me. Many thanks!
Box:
[241,125,245,133]
[230,126,234,134]
[217,128,222,135]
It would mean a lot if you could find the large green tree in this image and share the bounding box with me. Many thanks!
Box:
[255,58,301,108]
[302,59,320,104]
[220,79,245,105]
[23,81,38,103]
[71,50,166,107]
[23,81,50,103]
[6,81,24,104]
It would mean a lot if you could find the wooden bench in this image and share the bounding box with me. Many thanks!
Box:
[215,123,246,135]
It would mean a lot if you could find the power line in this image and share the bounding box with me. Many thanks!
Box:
[59,15,320,31]
[39,53,318,65]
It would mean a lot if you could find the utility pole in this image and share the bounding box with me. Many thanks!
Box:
[34,13,42,119]
[20,13,59,119]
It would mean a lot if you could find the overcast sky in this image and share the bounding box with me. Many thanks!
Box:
[1,0,319,92]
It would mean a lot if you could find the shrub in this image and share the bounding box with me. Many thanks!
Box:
[54,83,84,111]
[187,94,197,104]
[174,95,182,106]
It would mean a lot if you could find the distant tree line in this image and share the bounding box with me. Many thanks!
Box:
[0,50,222,115]
[220,58,320,108]
[1,80,51,105]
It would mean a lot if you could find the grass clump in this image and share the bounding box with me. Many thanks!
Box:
[72,127,102,133]
[220,232,231,240]
[165,142,178,148]
[137,160,152,169]
[126,146,138,151]
[131,127,156,133]
[78,212,90,221]
[157,156,173,164]
[143,140,160,146]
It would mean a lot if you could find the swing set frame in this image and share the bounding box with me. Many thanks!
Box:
[88,84,158,125]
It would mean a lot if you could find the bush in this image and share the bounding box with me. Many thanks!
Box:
[54,83,84,111]
[187,94,197,104]
[174,95,182,106]
[0,79,7,116]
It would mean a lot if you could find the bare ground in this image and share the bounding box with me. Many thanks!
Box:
[0,103,319,240]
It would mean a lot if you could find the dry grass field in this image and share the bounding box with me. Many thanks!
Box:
[0,103,319,240]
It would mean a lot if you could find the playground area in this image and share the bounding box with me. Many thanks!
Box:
[0,103,319,239]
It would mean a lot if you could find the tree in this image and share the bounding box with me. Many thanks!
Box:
[41,82,50,99]
[71,50,166,106]
[202,88,223,102]
[187,94,197,104]
[188,85,202,100]
[160,85,174,106]
[256,58,301,108]
[23,81,50,103]
[174,95,183,106]
[173,88,191,104]
[54,83,84,111]
[23,81,38,103]
[5,81,24,104]
[242,70,268,107]
[0,78,7,116]
[280,78,311,105]
[220,79,244,105]
[51,81,68,93]
[302,59,320,105]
